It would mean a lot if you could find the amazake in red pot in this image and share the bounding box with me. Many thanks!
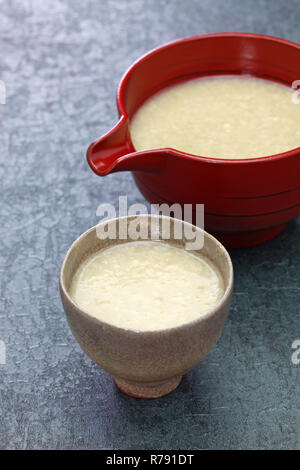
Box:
[87,33,300,248]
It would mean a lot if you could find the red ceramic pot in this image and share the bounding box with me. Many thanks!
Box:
[87,33,300,248]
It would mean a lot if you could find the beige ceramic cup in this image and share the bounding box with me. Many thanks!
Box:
[59,215,233,398]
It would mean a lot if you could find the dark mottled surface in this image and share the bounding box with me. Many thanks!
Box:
[0,0,300,450]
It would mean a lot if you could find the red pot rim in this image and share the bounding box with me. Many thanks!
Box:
[116,32,300,165]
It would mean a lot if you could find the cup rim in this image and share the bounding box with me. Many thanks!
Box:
[59,214,234,335]
[117,32,300,165]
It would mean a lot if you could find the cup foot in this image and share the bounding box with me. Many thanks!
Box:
[114,375,182,398]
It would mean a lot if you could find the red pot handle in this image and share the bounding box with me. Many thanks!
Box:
[87,116,166,176]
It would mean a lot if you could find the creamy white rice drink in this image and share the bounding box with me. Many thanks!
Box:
[69,241,224,331]
[130,75,300,159]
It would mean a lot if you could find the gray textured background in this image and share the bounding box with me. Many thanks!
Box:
[0,0,300,450]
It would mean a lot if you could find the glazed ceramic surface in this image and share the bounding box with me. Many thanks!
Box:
[87,33,300,248]
[59,215,233,398]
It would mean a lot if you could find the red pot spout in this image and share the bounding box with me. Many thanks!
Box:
[86,116,165,176]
